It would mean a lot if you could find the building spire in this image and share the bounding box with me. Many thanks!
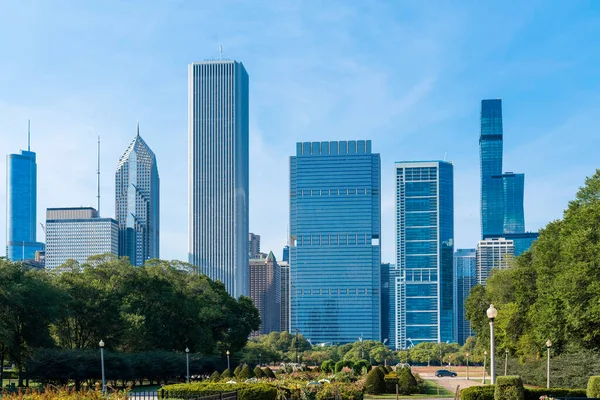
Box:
[27,119,30,151]
[136,120,140,137]
[97,135,101,216]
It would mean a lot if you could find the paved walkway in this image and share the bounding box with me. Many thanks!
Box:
[422,372,485,395]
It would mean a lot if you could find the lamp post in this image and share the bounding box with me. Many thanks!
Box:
[185,347,190,384]
[546,339,552,389]
[483,350,487,384]
[359,336,364,360]
[259,352,262,367]
[466,353,469,380]
[226,350,230,371]
[487,304,498,384]
[295,329,299,363]
[99,340,105,394]
[504,349,509,376]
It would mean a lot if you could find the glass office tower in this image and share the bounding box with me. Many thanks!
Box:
[454,249,476,345]
[6,122,44,261]
[395,161,454,348]
[290,140,381,344]
[480,99,504,238]
[502,172,525,234]
[115,123,160,266]
[188,60,249,298]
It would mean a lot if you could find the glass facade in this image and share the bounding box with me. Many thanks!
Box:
[502,173,525,234]
[45,207,118,270]
[480,99,504,238]
[6,148,44,261]
[381,263,399,349]
[454,249,476,345]
[395,161,454,348]
[290,140,381,344]
[115,124,160,266]
[280,261,290,332]
[476,238,515,284]
[188,60,249,298]
[487,232,539,256]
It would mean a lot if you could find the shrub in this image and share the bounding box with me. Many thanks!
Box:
[316,383,364,400]
[209,370,221,381]
[335,360,353,373]
[365,367,386,395]
[162,382,277,400]
[253,366,264,378]
[234,365,242,377]
[495,376,524,400]
[461,385,495,400]
[221,368,233,378]
[238,365,254,380]
[589,376,600,398]
[524,387,586,400]
[396,367,418,394]
[352,360,371,375]
[262,366,275,378]
[321,360,335,373]
[385,366,393,374]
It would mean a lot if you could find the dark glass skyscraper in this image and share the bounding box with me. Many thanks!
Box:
[115,123,160,266]
[395,161,454,347]
[454,248,476,345]
[290,140,381,344]
[188,60,249,298]
[6,121,44,261]
[480,100,504,238]
[502,172,525,233]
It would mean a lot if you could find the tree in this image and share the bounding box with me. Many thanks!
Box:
[365,367,386,395]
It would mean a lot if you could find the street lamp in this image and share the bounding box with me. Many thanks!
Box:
[546,339,552,389]
[295,329,300,363]
[487,304,498,384]
[504,349,509,376]
[359,336,364,360]
[185,347,190,384]
[483,350,487,384]
[466,353,469,380]
[259,352,262,367]
[226,350,230,371]
[99,340,105,394]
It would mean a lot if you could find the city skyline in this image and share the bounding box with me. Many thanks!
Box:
[2,2,600,264]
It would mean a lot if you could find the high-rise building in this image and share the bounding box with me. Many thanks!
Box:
[480,99,505,238]
[290,140,381,344]
[188,60,249,298]
[476,238,515,284]
[249,233,261,259]
[280,260,290,332]
[395,161,454,348]
[249,251,281,336]
[282,245,290,263]
[454,249,476,345]
[45,207,118,270]
[500,232,538,256]
[381,263,399,349]
[6,121,44,261]
[502,172,525,234]
[115,123,159,266]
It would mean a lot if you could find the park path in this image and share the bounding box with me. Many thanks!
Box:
[422,372,484,395]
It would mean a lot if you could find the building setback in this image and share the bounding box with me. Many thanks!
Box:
[454,248,477,345]
[45,207,118,270]
[249,251,281,336]
[290,140,381,344]
[115,123,159,266]
[395,161,454,348]
[188,60,249,298]
[476,238,515,284]
[6,121,44,261]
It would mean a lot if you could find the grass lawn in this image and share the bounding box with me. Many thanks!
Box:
[364,379,454,399]
[128,385,162,393]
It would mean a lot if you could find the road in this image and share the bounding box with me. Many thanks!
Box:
[421,372,484,395]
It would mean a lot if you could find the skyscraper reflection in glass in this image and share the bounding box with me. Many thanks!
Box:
[290,140,381,344]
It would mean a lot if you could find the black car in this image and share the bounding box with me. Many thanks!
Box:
[435,369,457,377]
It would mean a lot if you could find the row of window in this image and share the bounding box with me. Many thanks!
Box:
[293,188,375,196]
[294,234,379,246]
[296,287,372,295]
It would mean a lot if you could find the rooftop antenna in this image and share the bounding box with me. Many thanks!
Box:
[443,152,447,162]
[27,119,31,151]
[97,135,101,215]
[219,44,222,60]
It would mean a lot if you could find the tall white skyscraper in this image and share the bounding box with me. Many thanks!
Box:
[476,238,515,284]
[188,60,249,298]
[115,123,160,266]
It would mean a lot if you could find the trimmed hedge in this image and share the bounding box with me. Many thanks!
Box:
[524,387,587,400]
[316,383,364,400]
[589,376,600,398]
[365,367,386,395]
[461,385,495,400]
[262,366,275,378]
[495,376,524,400]
[221,368,233,378]
[162,382,277,400]
[321,360,335,373]
[209,371,220,381]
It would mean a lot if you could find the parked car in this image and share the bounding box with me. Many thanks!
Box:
[435,369,457,377]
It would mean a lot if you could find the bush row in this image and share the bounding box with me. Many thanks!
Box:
[461,384,587,400]
[162,382,277,400]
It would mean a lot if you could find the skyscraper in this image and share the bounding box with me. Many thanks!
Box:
[6,121,44,261]
[115,123,159,266]
[45,207,118,270]
[480,99,504,238]
[395,161,454,347]
[249,233,261,259]
[290,140,381,344]
[502,172,525,234]
[381,263,399,349]
[476,238,515,284]
[249,251,281,336]
[279,260,290,332]
[454,249,476,345]
[188,60,249,298]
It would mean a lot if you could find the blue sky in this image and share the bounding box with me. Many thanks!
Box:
[1,1,600,263]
